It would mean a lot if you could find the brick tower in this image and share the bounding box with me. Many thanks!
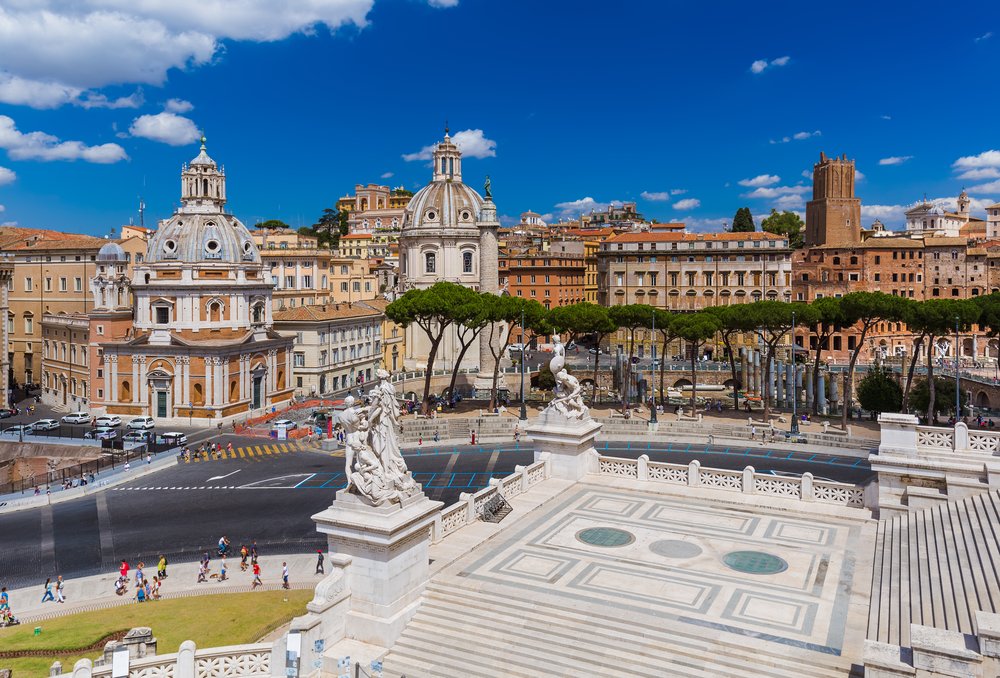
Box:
[804,152,861,247]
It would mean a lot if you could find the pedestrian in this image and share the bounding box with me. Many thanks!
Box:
[146,453,152,464]
[470,430,476,445]
[418,435,422,446]
[513,426,520,443]
[282,561,289,589]
[750,425,757,441]
[227,442,234,456]
[124,460,130,472]
[41,578,55,603]
[316,550,325,575]
[219,557,227,582]
[240,544,249,571]
[135,562,144,586]
[250,541,258,564]
[0,586,8,612]
[157,554,167,579]
[197,561,207,583]
[251,562,262,590]
[151,577,161,600]
[135,581,146,603]
[55,575,65,603]
[120,560,130,580]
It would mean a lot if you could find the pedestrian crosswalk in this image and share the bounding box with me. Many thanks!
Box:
[182,441,313,463]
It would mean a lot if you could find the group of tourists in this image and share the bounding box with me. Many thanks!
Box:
[117,559,163,602]
[181,442,234,461]
[0,586,19,626]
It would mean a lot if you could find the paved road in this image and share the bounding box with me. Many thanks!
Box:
[0,439,871,590]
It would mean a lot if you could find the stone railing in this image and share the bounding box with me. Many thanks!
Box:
[916,425,955,451]
[865,612,1000,677]
[438,456,551,539]
[57,641,273,677]
[596,454,866,509]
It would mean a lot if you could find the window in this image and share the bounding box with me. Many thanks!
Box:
[24,315,33,334]
[294,352,305,367]
[353,281,361,292]
[45,277,52,292]
[302,275,313,288]
[74,277,82,292]
[341,282,348,292]
[59,277,67,291]
[425,252,436,273]
[155,306,170,324]
[462,251,473,273]
[285,275,295,289]
[23,277,32,291]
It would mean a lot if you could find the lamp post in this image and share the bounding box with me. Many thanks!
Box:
[650,311,657,423]
[955,316,961,422]
[790,310,799,435]
[519,306,527,421]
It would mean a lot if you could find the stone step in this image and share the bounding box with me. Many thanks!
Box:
[383,578,854,678]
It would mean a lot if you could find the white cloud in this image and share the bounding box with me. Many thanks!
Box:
[0,115,127,163]
[0,166,14,186]
[773,194,805,209]
[129,111,200,146]
[971,179,1000,193]
[683,217,728,233]
[750,56,790,74]
[380,171,393,179]
[861,194,1000,228]
[0,1,373,108]
[958,168,1000,180]
[79,90,144,109]
[427,0,459,6]
[975,31,993,42]
[769,130,820,144]
[741,184,810,199]
[862,204,908,224]
[165,98,194,113]
[738,174,780,188]
[402,128,496,161]
[0,204,5,213]
[640,191,670,201]
[855,169,866,182]
[672,198,700,210]
[881,114,892,120]
[953,149,1000,170]
[879,155,913,166]
[670,188,686,195]
[553,197,618,218]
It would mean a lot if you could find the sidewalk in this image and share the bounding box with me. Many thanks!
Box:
[0,452,178,515]
[3,552,324,624]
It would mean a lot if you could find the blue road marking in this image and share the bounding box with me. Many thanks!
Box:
[293,473,316,489]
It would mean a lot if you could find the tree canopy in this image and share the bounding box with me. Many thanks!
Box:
[731,207,755,232]
[856,366,902,417]
[254,219,289,231]
[760,209,804,249]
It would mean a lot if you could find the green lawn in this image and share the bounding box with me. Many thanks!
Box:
[0,589,311,677]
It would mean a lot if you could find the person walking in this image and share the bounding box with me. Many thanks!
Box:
[123,460,130,472]
[157,554,167,579]
[315,550,324,575]
[120,560,130,579]
[55,576,65,604]
[240,544,249,571]
[250,541,258,564]
[251,562,262,590]
[41,578,55,603]
[219,557,227,582]
[197,561,207,583]
[282,561,289,589]
[135,562,144,587]
[0,586,8,612]
[470,430,476,445]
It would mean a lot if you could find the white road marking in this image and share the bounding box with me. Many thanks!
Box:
[207,469,242,482]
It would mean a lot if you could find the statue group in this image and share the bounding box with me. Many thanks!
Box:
[545,335,589,420]
[340,369,420,506]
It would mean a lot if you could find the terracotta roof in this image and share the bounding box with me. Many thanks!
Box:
[923,237,970,246]
[359,299,389,311]
[607,231,783,243]
[273,304,382,322]
[649,222,686,230]
[561,227,615,238]
[343,233,373,240]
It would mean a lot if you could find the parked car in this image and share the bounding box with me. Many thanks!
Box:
[588,348,602,355]
[508,343,525,352]
[85,427,118,440]
[1,424,34,437]
[271,419,297,431]
[0,408,16,419]
[308,411,332,426]
[123,430,154,444]
[62,411,90,424]
[127,416,155,430]
[32,419,60,431]
[159,431,187,445]
[95,415,122,427]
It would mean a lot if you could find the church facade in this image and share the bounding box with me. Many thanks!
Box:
[397,130,503,394]
[91,140,294,425]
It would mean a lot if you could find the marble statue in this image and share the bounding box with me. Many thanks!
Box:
[340,371,419,506]
[544,335,589,420]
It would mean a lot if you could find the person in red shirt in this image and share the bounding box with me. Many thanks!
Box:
[120,560,130,579]
[251,562,262,590]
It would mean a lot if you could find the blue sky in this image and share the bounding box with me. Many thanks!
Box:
[0,0,998,234]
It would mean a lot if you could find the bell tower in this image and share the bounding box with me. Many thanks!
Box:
[180,136,227,214]
[804,152,862,247]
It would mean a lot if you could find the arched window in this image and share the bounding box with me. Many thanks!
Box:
[462,251,473,274]
[202,178,209,195]
[193,383,203,405]
[425,252,436,273]
[252,303,264,324]
[121,380,131,401]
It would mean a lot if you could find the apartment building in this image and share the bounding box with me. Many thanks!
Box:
[252,228,334,310]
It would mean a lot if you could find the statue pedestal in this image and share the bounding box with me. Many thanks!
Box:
[311,488,442,647]
[526,409,602,480]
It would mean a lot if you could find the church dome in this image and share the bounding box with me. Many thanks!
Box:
[402,131,484,232]
[146,213,260,265]
[96,241,127,262]
[405,181,484,231]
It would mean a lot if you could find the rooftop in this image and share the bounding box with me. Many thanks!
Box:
[273,303,382,322]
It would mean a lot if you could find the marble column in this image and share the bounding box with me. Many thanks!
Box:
[818,372,827,412]
[805,368,814,408]
[205,358,213,406]
[740,349,749,394]
[775,360,784,404]
[830,373,840,411]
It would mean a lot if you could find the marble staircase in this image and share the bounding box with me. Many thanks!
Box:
[381,579,862,678]
[868,488,1000,648]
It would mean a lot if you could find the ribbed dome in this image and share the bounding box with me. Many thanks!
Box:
[145,213,260,265]
[96,241,127,262]
[404,180,484,232]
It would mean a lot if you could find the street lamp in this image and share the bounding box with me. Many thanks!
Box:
[790,310,799,435]
[650,311,657,423]
[955,316,961,422]
[519,306,527,421]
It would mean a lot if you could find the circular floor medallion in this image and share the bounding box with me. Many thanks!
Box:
[722,550,788,575]
[649,539,703,559]
[576,527,635,547]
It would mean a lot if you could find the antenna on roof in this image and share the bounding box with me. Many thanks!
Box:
[138,197,145,228]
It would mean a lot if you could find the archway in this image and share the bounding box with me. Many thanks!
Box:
[976,391,992,410]
[673,378,692,388]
